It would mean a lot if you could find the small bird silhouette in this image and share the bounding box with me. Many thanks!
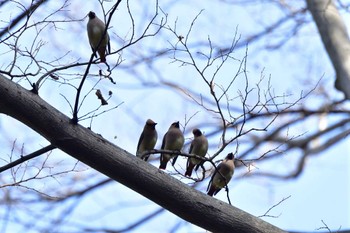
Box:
[207,153,235,196]
[185,129,208,177]
[159,121,184,170]
[87,11,110,63]
[136,119,158,161]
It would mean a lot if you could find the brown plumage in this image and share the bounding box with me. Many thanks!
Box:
[136,119,158,161]
[87,11,110,63]
[185,129,208,177]
[207,153,235,196]
[159,121,184,170]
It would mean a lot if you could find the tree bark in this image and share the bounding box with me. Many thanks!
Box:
[0,74,286,233]
[306,0,350,99]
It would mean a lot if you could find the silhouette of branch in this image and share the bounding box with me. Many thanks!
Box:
[0,144,56,173]
[82,208,165,233]
[0,0,50,40]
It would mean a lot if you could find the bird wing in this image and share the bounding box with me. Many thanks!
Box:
[207,168,217,192]
[189,141,194,154]
[160,132,167,163]
[136,132,144,153]
[185,142,195,168]
[161,132,167,149]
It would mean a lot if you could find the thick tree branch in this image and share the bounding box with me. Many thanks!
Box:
[307,0,350,99]
[0,74,286,233]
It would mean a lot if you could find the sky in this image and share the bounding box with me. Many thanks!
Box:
[0,0,349,232]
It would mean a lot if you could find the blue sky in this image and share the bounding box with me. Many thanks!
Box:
[0,0,349,232]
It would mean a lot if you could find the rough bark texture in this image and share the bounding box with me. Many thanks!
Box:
[307,0,350,99]
[0,74,286,233]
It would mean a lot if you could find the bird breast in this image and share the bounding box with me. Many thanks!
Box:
[87,23,105,48]
[165,133,183,150]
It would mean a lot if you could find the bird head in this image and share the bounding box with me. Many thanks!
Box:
[192,128,202,137]
[146,119,157,129]
[226,153,234,160]
[88,11,96,19]
[146,119,157,126]
[172,121,180,128]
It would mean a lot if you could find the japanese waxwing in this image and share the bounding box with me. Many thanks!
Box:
[87,11,110,63]
[207,153,235,196]
[136,119,158,161]
[185,128,208,177]
[159,121,184,169]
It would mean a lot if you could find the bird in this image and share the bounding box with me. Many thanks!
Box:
[159,121,184,170]
[207,153,235,196]
[136,119,158,161]
[185,128,208,177]
[87,11,110,63]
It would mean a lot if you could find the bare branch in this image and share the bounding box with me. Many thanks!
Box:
[0,144,56,173]
[0,73,286,233]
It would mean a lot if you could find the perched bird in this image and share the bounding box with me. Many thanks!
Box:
[87,11,110,63]
[185,128,208,177]
[207,153,235,196]
[136,119,158,161]
[159,121,184,170]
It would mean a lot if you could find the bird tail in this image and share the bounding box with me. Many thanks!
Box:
[194,161,204,172]
[98,46,106,63]
[207,187,215,196]
[185,163,195,177]
[171,155,178,166]
[159,154,168,170]
[206,177,216,196]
